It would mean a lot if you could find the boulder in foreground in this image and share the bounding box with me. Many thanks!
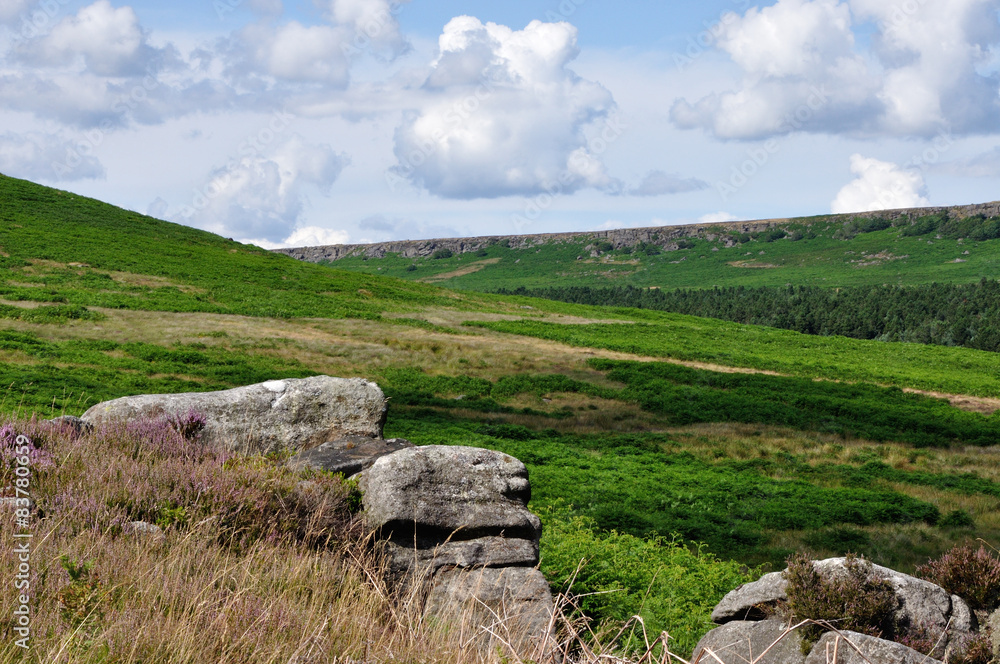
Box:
[82,376,387,455]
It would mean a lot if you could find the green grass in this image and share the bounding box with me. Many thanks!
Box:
[0,173,477,320]
[6,173,1000,656]
[325,218,1000,291]
[469,316,1000,398]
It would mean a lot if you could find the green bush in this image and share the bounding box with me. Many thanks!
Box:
[539,508,756,656]
[431,248,454,259]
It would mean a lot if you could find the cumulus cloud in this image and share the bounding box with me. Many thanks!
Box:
[172,135,349,243]
[320,0,412,60]
[672,0,1000,139]
[250,225,351,249]
[225,21,351,86]
[0,131,105,181]
[831,154,930,213]
[20,1,163,77]
[390,16,618,199]
[628,170,708,196]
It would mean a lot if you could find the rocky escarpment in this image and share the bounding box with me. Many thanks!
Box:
[275,201,1000,263]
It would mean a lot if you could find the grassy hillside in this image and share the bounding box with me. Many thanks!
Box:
[4,173,1000,658]
[324,213,1000,291]
[0,173,474,320]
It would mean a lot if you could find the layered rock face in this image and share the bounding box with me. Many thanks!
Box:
[81,376,387,455]
[695,557,975,664]
[359,446,554,639]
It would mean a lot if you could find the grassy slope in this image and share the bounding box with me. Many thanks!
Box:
[5,174,1000,652]
[0,173,472,320]
[328,219,1000,291]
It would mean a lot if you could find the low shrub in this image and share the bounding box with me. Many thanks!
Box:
[916,543,1000,611]
[783,553,897,651]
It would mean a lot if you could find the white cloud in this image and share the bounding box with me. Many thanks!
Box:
[629,170,708,196]
[0,131,105,181]
[672,0,1000,139]
[226,21,351,86]
[171,135,349,242]
[831,154,930,213]
[322,0,411,60]
[250,225,350,249]
[391,16,618,199]
[24,1,158,77]
[699,212,740,223]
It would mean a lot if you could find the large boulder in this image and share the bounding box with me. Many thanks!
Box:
[359,445,552,640]
[359,445,542,545]
[81,376,387,455]
[803,630,943,664]
[692,619,806,664]
[710,557,975,651]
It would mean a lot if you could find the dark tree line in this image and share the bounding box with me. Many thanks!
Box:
[496,280,1000,352]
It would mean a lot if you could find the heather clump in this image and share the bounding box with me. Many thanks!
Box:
[783,552,898,652]
[38,414,358,549]
[916,543,1000,612]
[0,413,692,663]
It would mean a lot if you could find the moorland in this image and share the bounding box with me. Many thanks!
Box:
[2,172,1000,660]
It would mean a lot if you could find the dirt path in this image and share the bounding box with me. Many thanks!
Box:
[418,258,501,283]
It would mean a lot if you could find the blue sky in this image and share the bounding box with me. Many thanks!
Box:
[1,0,999,247]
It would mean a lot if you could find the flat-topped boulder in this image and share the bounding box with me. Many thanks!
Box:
[359,445,541,543]
[81,376,387,455]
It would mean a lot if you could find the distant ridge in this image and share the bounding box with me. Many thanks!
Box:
[276,201,1000,263]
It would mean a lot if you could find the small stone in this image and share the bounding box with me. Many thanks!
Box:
[125,521,165,543]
